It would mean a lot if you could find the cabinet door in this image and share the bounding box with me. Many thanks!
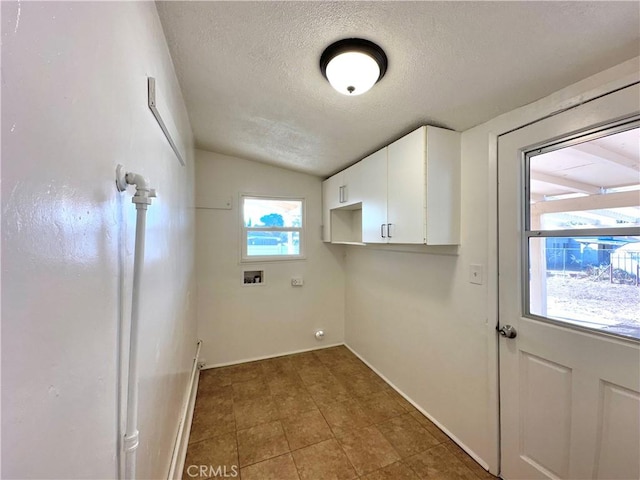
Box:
[387,127,426,244]
[360,148,388,243]
[322,174,342,242]
[323,173,344,211]
[342,161,363,206]
[425,126,460,245]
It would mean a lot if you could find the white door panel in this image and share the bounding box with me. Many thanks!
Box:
[594,383,640,480]
[498,83,640,480]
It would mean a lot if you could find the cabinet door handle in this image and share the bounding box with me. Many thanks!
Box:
[338,186,343,203]
[339,185,348,203]
[381,223,386,238]
[387,223,392,238]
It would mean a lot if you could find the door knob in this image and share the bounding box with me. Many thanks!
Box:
[498,325,517,339]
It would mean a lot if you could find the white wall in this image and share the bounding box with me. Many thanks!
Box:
[344,57,640,474]
[195,150,345,366]
[1,2,197,479]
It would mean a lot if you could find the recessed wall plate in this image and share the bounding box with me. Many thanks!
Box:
[243,270,264,285]
[116,164,128,192]
[470,264,484,285]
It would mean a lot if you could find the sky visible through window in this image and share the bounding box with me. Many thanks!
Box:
[243,197,303,258]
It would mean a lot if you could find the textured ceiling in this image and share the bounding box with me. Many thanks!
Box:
[156,1,640,177]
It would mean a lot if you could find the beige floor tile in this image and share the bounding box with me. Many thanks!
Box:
[359,390,407,424]
[377,414,440,458]
[226,361,263,384]
[330,361,373,378]
[409,411,451,444]
[193,385,233,412]
[384,387,417,413]
[273,391,318,418]
[182,432,238,480]
[237,420,290,467]
[445,441,499,479]
[359,461,420,480]
[186,349,494,480]
[240,453,300,480]
[189,402,235,444]
[297,364,334,386]
[267,374,306,396]
[197,368,233,393]
[313,346,348,365]
[335,424,401,476]
[232,378,269,401]
[233,396,279,430]
[288,351,323,369]
[319,399,371,432]
[281,409,333,450]
[306,376,351,405]
[404,444,478,480]
[343,375,388,400]
[261,359,299,381]
[291,438,357,480]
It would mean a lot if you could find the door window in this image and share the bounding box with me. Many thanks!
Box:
[524,123,640,339]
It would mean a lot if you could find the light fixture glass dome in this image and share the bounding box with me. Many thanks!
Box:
[325,51,381,96]
[320,38,387,96]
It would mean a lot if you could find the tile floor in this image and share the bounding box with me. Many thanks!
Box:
[184,346,498,480]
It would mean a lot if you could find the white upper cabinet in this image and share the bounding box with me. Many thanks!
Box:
[387,127,427,243]
[360,148,388,243]
[323,162,363,209]
[322,125,460,246]
[322,161,365,242]
[322,174,342,241]
[323,171,343,212]
[423,126,461,245]
[343,161,364,206]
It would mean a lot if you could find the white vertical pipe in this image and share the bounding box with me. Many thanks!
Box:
[123,204,146,479]
[116,168,155,480]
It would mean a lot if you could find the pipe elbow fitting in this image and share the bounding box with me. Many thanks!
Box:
[125,172,149,192]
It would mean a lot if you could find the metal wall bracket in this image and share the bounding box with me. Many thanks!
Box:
[148,77,186,166]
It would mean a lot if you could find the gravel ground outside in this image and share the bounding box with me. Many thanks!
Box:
[545,275,640,338]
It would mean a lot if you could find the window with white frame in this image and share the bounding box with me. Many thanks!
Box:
[524,121,640,340]
[241,195,304,261]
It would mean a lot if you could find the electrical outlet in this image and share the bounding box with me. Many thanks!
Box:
[291,277,304,287]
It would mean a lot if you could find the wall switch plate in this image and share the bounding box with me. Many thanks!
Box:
[470,264,484,285]
[291,277,304,287]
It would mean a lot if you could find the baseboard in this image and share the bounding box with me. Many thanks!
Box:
[168,340,202,480]
[344,343,491,472]
[201,342,344,369]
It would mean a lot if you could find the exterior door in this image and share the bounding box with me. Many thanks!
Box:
[498,84,640,479]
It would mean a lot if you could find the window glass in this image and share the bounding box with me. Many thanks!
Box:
[243,198,302,228]
[528,236,640,338]
[525,125,640,340]
[241,196,304,261]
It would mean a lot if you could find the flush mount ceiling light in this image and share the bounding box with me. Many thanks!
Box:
[320,38,387,96]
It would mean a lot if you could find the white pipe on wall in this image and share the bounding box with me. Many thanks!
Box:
[116,166,156,480]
